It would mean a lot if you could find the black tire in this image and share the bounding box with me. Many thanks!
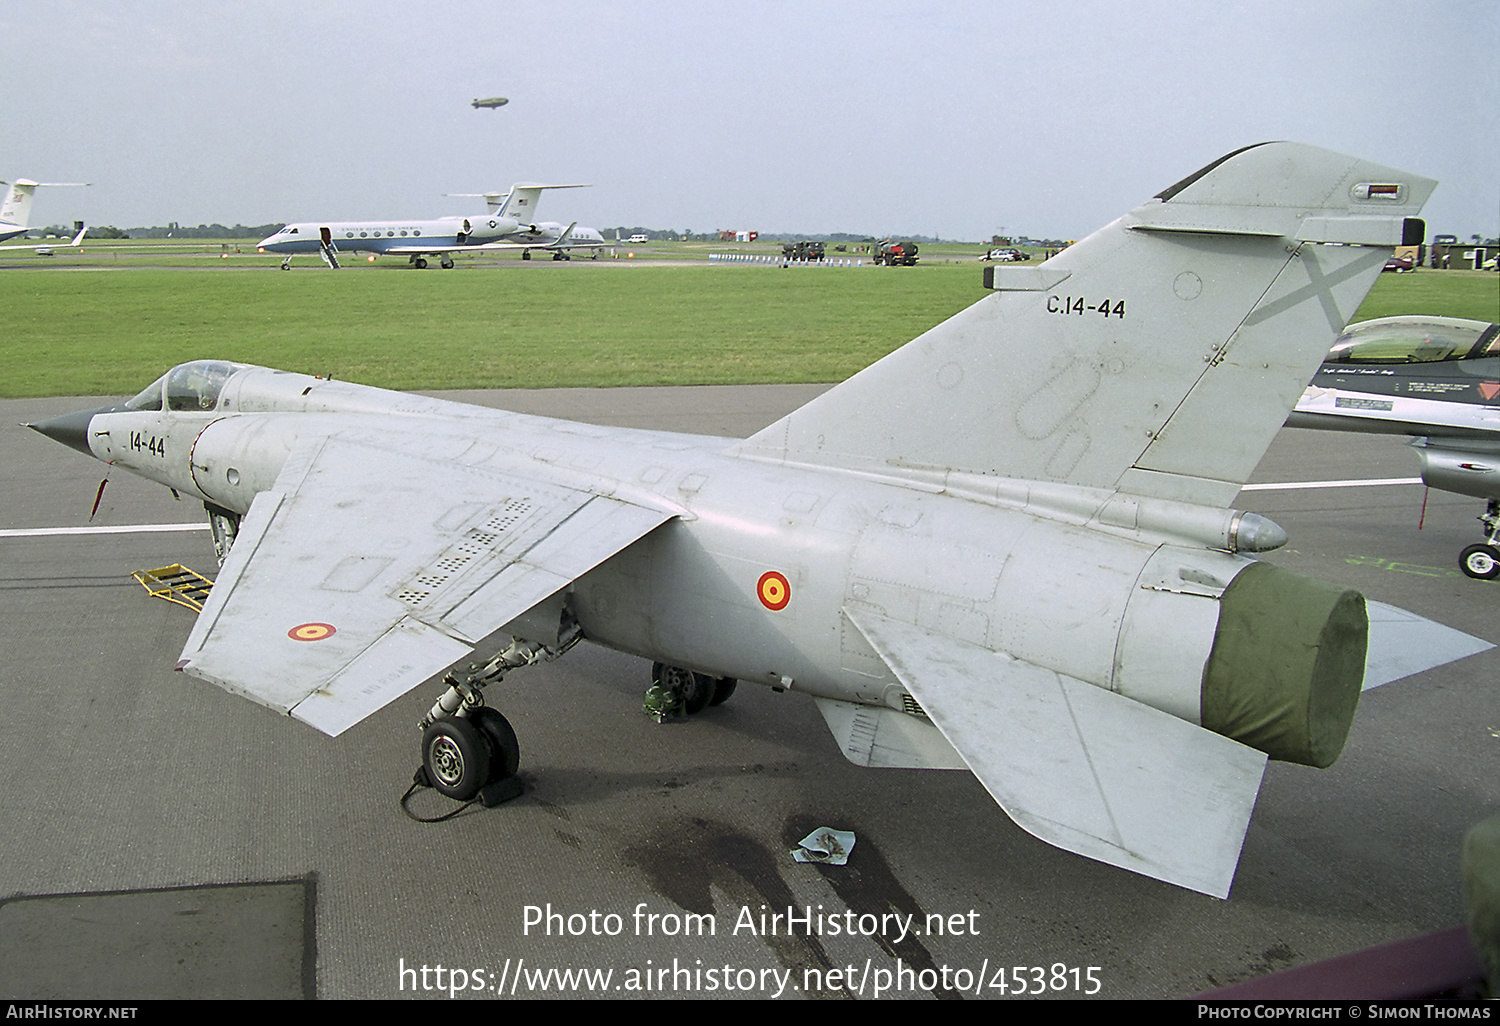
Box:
[682,672,713,714]
[470,707,520,781]
[708,677,737,706]
[422,717,491,801]
[652,662,713,715]
[1459,543,1500,580]
[414,258,428,269]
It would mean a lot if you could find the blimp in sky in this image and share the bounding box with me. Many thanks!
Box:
[471,97,509,109]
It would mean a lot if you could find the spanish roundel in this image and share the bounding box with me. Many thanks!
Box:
[757,571,791,611]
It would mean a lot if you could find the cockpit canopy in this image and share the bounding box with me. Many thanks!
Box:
[124,360,251,412]
[1326,316,1500,365]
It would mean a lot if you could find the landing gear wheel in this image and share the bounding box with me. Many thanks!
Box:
[470,707,520,781]
[1459,543,1500,580]
[440,257,454,269]
[709,677,737,706]
[422,716,491,801]
[413,258,428,269]
[682,673,713,714]
[651,662,713,715]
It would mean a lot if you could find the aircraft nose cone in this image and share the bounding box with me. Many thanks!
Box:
[27,404,121,457]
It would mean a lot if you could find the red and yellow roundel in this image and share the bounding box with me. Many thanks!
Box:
[757,571,791,611]
[288,622,337,642]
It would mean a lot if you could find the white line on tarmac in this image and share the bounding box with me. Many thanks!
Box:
[1241,477,1423,492]
[0,523,208,538]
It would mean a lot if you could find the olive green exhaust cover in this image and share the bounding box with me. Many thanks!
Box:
[1201,561,1366,768]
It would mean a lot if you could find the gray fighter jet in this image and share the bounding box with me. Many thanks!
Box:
[31,142,1480,898]
[1290,316,1500,579]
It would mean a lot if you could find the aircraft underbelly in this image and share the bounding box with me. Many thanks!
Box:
[578,465,1197,718]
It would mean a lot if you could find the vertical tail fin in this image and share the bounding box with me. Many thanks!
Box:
[497,183,588,229]
[1,180,40,229]
[735,143,1435,508]
[0,179,88,232]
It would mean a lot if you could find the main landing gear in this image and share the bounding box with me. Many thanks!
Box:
[1459,500,1500,581]
[404,624,580,818]
[643,662,737,722]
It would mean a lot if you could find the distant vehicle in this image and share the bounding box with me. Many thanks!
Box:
[985,247,1029,262]
[872,239,918,266]
[1382,254,1415,272]
[471,97,509,109]
[626,234,649,244]
[781,240,825,262]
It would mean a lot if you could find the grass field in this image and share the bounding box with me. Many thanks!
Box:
[1,257,1495,398]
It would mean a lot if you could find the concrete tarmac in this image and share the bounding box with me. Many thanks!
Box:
[2,387,1495,1000]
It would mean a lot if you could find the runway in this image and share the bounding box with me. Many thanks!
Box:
[2,387,1495,999]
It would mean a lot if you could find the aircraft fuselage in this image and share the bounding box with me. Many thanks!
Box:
[257,215,524,257]
[70,365,1310,742]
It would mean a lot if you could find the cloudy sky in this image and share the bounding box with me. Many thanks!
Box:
[4,1,1496,240]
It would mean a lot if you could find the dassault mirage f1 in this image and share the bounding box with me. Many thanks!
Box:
[32,143,1484,898]
[1290,316,1500,579]
[256,183,587,269]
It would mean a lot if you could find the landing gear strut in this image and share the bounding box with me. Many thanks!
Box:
[407,622,580,812]
[205,503,240,567]
[1459,500,1500,580]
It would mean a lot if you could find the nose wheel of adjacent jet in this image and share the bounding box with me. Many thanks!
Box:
[1460,503,1500,580]
[1459,543,1500,580]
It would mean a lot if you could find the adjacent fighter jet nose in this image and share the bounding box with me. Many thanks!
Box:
[27,404,120,458]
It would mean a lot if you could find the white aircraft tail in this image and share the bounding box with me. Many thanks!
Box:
[498,183,588,228]
[1,179,88,230]
[738,143,1435,509]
